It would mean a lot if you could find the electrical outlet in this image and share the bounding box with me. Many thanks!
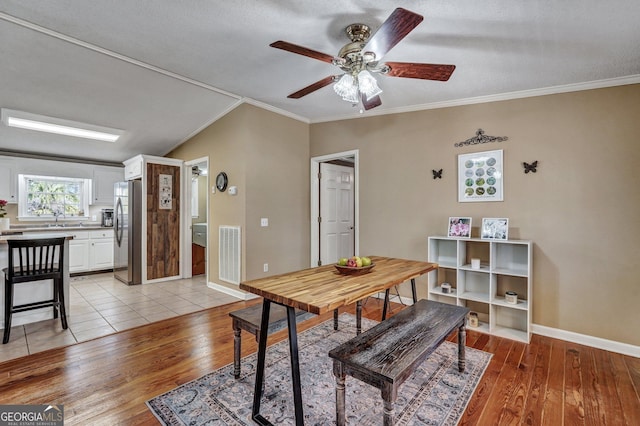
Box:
[263,263,269,272]
[261,218,268,227]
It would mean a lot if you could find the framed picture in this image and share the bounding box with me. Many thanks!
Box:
[458,149,503,202]
[481,218,509,240]
[159,174,173,210]
[448,217,472,238]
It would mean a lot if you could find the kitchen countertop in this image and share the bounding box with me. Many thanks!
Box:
[1,224,112,236]
[1,232,76,242]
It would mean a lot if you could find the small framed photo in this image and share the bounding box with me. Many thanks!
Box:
[481,218,509,240]
[448,217,472,238]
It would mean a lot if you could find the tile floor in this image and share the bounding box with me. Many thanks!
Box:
[0,273,241,363]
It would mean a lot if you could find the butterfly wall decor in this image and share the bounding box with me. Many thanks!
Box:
[523,161,538,174]
[432,169,443,179]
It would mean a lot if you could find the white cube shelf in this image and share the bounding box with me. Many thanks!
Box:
[427,236,533,342]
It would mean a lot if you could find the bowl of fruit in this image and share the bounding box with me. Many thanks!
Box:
[335,256,375,275]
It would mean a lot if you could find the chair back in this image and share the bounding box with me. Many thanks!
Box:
[6,237,66,283]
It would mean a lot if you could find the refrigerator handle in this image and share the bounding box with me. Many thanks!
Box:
[115,197,124,245]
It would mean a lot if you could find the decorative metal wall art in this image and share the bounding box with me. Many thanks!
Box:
[455,128,508,147]
[432,169,443,179]
[523,161,538,173]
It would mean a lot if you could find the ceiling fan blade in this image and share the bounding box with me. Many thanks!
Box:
[383,62,456,81]
[361,93,382,110]
[270,40,336,64]
[287,75,337,99]
[363,8,423,60]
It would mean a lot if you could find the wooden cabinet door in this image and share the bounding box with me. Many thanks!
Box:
[192,243,206,276]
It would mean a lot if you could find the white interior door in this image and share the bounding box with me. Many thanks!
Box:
[319,162,354,265]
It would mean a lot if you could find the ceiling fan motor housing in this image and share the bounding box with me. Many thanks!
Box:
[338,24,377,73]
[345,24,370,42]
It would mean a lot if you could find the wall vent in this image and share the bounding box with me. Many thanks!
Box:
[219,226,241,284]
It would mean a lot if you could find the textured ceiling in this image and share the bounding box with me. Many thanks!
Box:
[1,1,639,164]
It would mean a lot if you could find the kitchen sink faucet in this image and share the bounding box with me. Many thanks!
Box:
[52,208,64,225]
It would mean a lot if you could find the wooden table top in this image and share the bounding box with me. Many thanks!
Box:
[239,256,437,315]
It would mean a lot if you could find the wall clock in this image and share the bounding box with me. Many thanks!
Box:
[216,172,228,192]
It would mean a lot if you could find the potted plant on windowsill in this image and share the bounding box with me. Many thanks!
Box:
[0,199,9,231]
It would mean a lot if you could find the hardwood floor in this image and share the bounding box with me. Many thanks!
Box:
[1,298,638,425]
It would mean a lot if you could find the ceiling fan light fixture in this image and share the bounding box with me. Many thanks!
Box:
[357,70,382,100]
[333,74,359,103]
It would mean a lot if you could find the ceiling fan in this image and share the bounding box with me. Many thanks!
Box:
[270,8,456,111]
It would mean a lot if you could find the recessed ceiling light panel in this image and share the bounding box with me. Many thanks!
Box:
[1,109,124,143]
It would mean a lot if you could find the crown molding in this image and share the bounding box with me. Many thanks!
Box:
[242,98,310,124]
[312,74,640,124]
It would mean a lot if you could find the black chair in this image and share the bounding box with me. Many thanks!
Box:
[3,237,68,344]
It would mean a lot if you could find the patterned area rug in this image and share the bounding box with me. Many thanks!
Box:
[147,313,491,425]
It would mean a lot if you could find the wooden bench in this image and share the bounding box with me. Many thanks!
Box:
[229,303,316,378]
[328,299,470,426]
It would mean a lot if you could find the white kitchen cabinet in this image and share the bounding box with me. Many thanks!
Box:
[89,230,114,270]
[427,236,533,342]
[92,166,124,205]
[0,158,17,203]
[123,155,143,180]
[67,230,113,273]
[68,231,90,273]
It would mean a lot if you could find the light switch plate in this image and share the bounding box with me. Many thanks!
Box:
[261,218,268,227]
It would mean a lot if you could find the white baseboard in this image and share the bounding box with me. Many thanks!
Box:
[382,293,639,357]
[208,281,258,301]
[532,324,639,357]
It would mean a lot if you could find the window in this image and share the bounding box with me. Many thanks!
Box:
[18,174,90,220]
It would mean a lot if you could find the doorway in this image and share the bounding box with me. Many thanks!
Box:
[185,157,209,280]
[310,150,359,267]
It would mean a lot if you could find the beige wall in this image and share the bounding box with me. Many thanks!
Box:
[243,106,310,278]
[167,84,638,346]
[310,84,640,346]
[168,103,310,289]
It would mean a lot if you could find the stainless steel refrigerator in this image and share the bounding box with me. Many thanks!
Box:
[114,180,142,285]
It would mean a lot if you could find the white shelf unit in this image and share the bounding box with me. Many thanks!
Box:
[428,236,532,342]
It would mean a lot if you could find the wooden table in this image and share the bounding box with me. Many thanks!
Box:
[239,256,437,426]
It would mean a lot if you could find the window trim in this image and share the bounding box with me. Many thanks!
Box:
[17,174,91,221]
